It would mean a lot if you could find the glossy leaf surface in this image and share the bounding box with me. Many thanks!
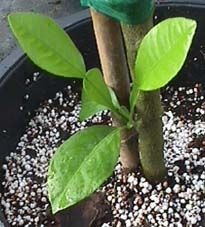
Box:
[8,13,86,78]
[48,126,120,213]
[83,68,115,110]
[79,89,107,121]
[135,17,196,91]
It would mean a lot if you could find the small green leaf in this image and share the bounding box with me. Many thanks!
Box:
[108,88,130,122]
[129,82,139,117]
[79,89,107,121]
[135,17,197,91]
[48,126,120,214]
[108,87,121,110]
[84,68,114,110]
[8,12,86,78]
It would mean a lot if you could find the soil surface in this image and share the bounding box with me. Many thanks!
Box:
[1,68,205,226]
[101,84,205,227]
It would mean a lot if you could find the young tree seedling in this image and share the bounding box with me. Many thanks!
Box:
[8,8,196,214]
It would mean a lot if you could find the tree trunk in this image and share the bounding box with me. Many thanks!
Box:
[137,90,166,182]
[90,10,139,170]
[121,18,167,182]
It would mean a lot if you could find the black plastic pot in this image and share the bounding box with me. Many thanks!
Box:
[1,1,205,226]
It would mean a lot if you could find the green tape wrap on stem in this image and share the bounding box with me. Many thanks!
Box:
[81,0,154,25]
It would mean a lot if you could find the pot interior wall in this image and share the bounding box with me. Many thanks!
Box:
[0,2,205,217]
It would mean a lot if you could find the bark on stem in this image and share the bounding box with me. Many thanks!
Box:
[90,10,139,170]
[121,18,167,182]
[137,90,166,182]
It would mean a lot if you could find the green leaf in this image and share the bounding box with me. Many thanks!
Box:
[118,106,130,121]
[108,87,121,110]
[48,126,120,214]
[84,68,114,110]
[135,17,197,91]
[79,88,107,121]
[82,69,130,122]
[108,88,130,122]
[129,82,139,117]
[8,12,86,78]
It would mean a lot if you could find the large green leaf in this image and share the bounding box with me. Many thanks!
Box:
[79,88,107,121]
[135,17,196,91]
[8,13,86,78]
[48,126,120,214]
[84,68,115,110]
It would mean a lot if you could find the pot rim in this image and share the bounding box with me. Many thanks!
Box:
[158,0,205,7]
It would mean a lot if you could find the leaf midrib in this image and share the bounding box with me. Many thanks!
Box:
[14,20,83,76]
[59,129,115,208]
[137,26,194,88]
[85,76,113,110]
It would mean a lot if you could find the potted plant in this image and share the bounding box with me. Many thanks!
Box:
[0,1,205,226]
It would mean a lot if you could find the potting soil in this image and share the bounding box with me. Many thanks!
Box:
[0,73,205,226]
